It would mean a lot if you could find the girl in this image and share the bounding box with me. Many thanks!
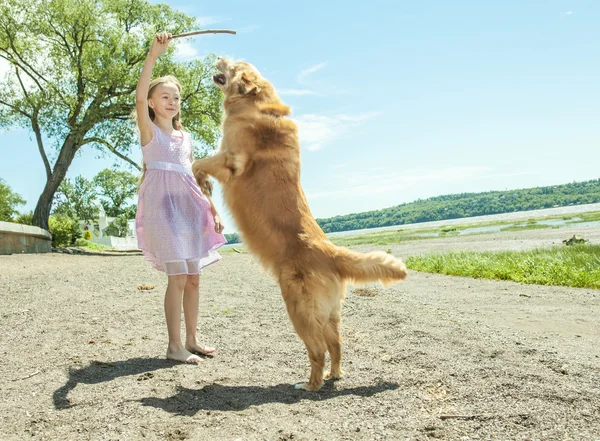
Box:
[135,32,227,364]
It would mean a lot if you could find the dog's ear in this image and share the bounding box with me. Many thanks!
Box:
[238,72,261,95]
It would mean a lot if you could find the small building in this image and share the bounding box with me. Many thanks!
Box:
[79,205,139,251]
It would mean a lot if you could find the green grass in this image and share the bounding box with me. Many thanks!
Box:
[74,239,112,251]
[572,211,600,223]
[499,223,552,232]
[220,245,248,254]
[330,228,442,247]
[406,244,600,289]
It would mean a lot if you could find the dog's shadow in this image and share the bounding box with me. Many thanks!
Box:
[53,357,398,413]
[139,381,399,416]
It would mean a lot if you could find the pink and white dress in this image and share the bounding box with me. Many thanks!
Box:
[136,124,226,275]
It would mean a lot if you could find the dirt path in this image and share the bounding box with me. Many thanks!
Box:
[1,227,599,440]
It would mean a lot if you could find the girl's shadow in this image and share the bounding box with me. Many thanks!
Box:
[53,357,176,409]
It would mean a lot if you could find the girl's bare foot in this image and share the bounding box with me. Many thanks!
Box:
[185,338,216,356]
[167,344,203,364]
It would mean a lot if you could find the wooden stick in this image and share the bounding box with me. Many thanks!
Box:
[439,414,487,420]
[11,370,41,382]
[172,30,236,39]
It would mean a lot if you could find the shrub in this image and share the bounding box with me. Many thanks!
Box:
[14,212,33,225]
[48,214,80,247]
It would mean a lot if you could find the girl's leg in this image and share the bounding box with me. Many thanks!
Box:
[165,274,203,363]
[183,274,216,355]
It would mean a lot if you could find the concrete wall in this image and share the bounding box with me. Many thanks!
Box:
[93,235,139,251]
[0,221,52,255]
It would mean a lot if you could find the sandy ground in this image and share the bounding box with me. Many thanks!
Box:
[1,225,599,440]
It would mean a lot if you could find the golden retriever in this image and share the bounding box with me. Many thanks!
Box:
[192,58,408,391]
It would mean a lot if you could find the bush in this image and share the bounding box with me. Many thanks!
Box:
[83,229,93,240]
[0,179,26,222]
[14,212,33,225]
[224,233,241,244]
[49,214,81,247]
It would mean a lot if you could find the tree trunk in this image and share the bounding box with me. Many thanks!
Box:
[32,135,81,231]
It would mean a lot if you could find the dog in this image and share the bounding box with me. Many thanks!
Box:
[192,58,408,390]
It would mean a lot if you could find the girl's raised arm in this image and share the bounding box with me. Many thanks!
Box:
[136,32,172,145]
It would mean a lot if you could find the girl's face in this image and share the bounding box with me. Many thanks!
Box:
[148,82,181,120]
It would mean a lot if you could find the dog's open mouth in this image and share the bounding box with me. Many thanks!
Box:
[213,74,226,86]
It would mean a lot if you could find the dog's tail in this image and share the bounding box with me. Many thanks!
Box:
[333,246,408,286]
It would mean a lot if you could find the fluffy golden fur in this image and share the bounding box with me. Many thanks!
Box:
[192,58,408,390]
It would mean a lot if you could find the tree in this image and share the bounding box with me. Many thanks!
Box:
[224,232,241,244]
[94,168,138,217]
[0,178,25,221]
[103,215,129,237]
[317,179,600,233]
[0,0,222,230]
[53,176,99,223]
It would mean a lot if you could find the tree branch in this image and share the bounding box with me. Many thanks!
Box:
[1,29,49,92]
[82,137,141,171]
[0,97,32,119]
[46,20,76,60]
[31,111,52,179]
[14,68,30,101]
[9,67,53,179]
[183,79,204,102]
[0,24,70,106]
[0,52,45,93]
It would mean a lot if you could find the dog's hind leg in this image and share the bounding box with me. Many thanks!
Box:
[323,307,343,381]
[295,325,327,391]
[280,275,328,391]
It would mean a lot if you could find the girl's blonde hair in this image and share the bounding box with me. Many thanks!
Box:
[139,75,183,187]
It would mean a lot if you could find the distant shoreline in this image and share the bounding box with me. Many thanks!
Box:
[325,202,600,238]
[221,203,600,247]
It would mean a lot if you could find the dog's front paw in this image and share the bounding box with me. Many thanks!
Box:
[192,164,212,196]
[191,161,205,181]
[195,174,213,196]
[294,381,324,391]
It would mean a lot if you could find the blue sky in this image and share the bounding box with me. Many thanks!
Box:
[1,1,599,233]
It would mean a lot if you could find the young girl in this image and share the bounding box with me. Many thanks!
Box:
[135,32,227,364]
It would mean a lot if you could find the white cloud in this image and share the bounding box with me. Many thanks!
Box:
[306,166,494,199]
[305,167,534,200]
[279,88,318,97]
[196,16,230,27]
[566,11,573,15]
[174,41,198,60]
[292,112,381,152]
[297,62,327,83]
[237,25,260,33]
